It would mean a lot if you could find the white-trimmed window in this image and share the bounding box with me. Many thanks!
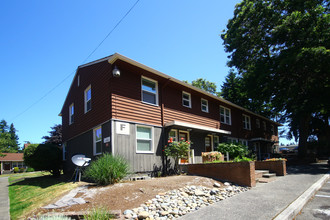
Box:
[93,126,102,155]
[201,98,209,113]
[220,106,231,125]
[263,121,267,131]
[239,139,248,146]
[182,91,191,108]
[243,114,251,130]
[168,129,178,142]
[256,119,260,128]
[141,77,158,105]
[69,103,74,125]
[136,125,153,153]
[84,85,92,113]
[271,124,275,135]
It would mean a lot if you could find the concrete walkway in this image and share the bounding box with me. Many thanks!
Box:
[0,177,10,220]
[179,163,329,220]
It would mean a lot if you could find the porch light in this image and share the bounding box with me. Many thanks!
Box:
[112,65,121,77]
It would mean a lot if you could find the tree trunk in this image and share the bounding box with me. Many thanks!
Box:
[298,115,310,159]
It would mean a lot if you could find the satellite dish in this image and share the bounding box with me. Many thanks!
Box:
[72,154,91,167]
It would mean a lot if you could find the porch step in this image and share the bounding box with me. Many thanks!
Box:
[255,170,269,179]
[255,170,276,184]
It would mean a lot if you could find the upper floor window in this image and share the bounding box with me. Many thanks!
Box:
[243,114,251,130]
[136,125,153,153]
[182,92,191,108]
[256,119,260,128]
[271,124,275,135]
[93,126,102,155]
[141,77,158,105]
[263,121,267,131]
[220,106,231,125]
[84,85,91,113]
[201,98,209,113]
[69,103,74,125]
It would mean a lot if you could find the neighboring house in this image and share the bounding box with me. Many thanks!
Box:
[60,53,281,174]
[0,153,25,174]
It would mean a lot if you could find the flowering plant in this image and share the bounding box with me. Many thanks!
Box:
[202,151,223,162]
[264,158,287,161]
[164,137,190,173]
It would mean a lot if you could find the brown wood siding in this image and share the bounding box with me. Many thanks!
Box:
[110,61,162,126]
[62,60,112,141]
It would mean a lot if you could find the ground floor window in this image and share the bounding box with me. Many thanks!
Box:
[168,129,178,141]
[93,126,102,155]
[136,125,153,153]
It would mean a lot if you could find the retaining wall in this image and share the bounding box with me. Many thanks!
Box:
[255,160,286,176]
[187,161,256,187]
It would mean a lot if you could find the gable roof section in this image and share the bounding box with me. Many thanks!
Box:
[59,53,281,126]
[0,153,24,162]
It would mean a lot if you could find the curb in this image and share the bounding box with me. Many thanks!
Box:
[273,173,330,220]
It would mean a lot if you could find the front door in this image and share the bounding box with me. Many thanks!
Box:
[205,135,212,152]
[4,162,11,170]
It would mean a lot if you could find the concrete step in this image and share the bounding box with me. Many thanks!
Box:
[262,173,276,178]
[257,177,277,184]
[255,170,269,179]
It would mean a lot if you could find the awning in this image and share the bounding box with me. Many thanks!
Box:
[249,137,278,143]
[164,120,231,135]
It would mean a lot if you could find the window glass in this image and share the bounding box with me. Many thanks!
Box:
[94,127,102,155]
[169,130,177,141]
[182,92,191,107]
[256,119,260,128]
[142,78,158,105]
[137,126,152,152]
[69,103,74,124]
[220,106,231,125]
[85,86,91,113]
[201,99,208,112]
[243,115,251,130]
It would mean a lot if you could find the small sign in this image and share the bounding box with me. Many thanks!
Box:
[103,137,110,143]
[116,122,130,135]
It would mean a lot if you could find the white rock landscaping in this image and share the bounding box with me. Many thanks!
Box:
[123,183,249,219]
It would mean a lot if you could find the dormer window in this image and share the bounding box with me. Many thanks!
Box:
[141,77,158,105]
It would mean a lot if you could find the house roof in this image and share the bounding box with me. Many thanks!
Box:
[60,53,282,126]
[0,153,24,162]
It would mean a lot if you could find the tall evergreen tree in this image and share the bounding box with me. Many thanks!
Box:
[221,0,330,157]
[0,119,19,153]
[42,124,62,146]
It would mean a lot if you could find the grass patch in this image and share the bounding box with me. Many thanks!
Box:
[83,207,115,220]
[9,172,79,220]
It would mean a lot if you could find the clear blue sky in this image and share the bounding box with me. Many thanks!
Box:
[0,0,292,148]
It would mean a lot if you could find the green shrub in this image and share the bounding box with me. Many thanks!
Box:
[233,156,253,162]
[19,167,25,173]
[24,143,62,177]
[164,138,191,173]
[13,167,19,173]
[83,153,129,185]
[217,142,250,159]
[26,167,35,172]
[83,207,115,220]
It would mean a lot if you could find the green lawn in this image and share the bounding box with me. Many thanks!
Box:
[8,172,79,219]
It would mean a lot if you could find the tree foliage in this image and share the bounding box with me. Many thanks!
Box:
[42,124,62,146]
[184,78,221,97]
[221,0,330,157]
[0,119,19,153]
[23,143,62,177]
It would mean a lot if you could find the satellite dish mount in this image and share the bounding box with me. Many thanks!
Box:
[71,154,91,183]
